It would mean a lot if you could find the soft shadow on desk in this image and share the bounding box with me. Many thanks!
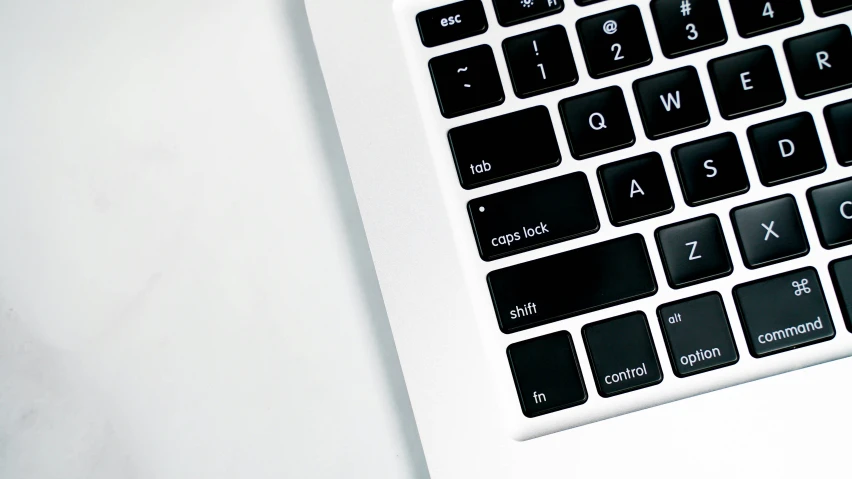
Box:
[281,2,431,478]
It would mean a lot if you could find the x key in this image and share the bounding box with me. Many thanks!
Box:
[732,195,809,269]
[762,221,779,241]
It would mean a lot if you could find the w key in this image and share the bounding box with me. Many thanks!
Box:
[634,66,710,140]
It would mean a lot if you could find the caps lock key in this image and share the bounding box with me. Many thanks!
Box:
[468,172,599,260]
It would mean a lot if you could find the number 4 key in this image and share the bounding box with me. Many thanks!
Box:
[730,1,804,39]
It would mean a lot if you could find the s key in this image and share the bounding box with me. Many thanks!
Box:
[468,173,599,261]
[672,133,750,206]
[559,86,636,159]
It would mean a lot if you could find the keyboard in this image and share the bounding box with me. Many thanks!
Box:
[397,0,852,437]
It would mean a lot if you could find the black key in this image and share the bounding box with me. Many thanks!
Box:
[429,45,504,119]
[807,177,852,249]
[576,0,607,4]
[598,153,675,226]
[731,195,809,269]
[575,5,653,79]
[507,331,587,417]
[503,26,579,99]
[825,99,852,166]
[488,234,657,333]
[729,0,803,38]
[582,313,663,397]
[468,173,599,261]
[708,46,786,120]
[492,0,563,27]
[650,0,727,59]
[655,215,733,288]
[747,112,826,186]
[734,268,835,357]
[416,1,489,48]
[784,25,852,99]
[672,133,750,206]
[829,256,852,332]
[558,86,635,159]
[634,66,710,140]
[658,293,738,377]
[812,0,852,17]
[448,106,560,189]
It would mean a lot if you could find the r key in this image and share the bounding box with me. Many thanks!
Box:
[784,25,852,99]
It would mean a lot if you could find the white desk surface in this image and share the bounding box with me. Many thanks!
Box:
[0,1,428,477]
[6,2,852,478]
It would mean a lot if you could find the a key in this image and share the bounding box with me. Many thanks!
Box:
[650,0,727,59]
[416,0,489,47]
[575,5,653,79]
[807,177,852,249]
[655,215,733,288]
[429,45,504,118]
[825,99,852,166]
[575,0,607,4]
[658,293,739,377]
[734,268,835,357]
[503,25,579,99]
[829,256,852,332]
[672,133,750,206]
[507,331,588,417]
[747,112,826,186]
[492,0,563,27]
[634,66,711,140]
[488,234,657,333]
[731,195,809,269]
[598,152,675,226]
[784,25,852,99]
[558,86,635,159]
[729,0,803,38]
[708,46,786,120]
[467,173,599,261]
[582,312,663,397]
[812,0,852,16]
[448,106,560,189]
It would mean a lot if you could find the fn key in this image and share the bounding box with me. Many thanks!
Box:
[508,331,587,417]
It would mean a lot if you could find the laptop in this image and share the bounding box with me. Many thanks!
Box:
[305,0,852,476]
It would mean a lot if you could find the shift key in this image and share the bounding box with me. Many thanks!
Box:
[468,173,599,261]
[488,234,658,333]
